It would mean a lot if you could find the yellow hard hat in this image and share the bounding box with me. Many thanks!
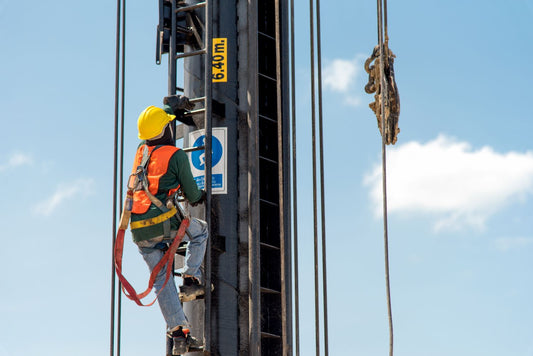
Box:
[137,106,176,140]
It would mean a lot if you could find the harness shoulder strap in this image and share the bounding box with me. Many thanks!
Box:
[136,144,173,237]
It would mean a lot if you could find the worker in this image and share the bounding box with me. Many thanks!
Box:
[130,95,208,355]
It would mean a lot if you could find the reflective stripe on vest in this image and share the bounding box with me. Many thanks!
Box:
[131,144,180,215]
[130,206,178,230]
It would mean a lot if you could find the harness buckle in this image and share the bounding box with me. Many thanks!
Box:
[127,165,149,192]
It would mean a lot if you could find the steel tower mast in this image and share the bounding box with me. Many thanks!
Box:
[158,0,292,354]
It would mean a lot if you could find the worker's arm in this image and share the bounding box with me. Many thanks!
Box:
[163,104,173,115]
[169,149,203,204]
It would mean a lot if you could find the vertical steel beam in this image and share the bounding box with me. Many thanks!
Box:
[169,0,177,143]
[246,0,261,352]
[275,0,288,353]
[175,1,291,355]
[203,0,213,351]
[237,0,256,354]
[277,0,293,353]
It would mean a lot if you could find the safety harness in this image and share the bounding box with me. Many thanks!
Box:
[114,145,189,306]
[130,145,181,236]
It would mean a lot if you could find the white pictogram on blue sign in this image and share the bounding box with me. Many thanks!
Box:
[191,135,223,170]
[188,128,227,194]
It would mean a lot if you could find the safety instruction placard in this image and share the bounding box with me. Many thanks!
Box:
[188,128,227,195]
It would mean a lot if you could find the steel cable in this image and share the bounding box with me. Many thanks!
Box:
[377,0,394,355]
[309,0,329,354]
[315,0,329,354]
[307,0,320,354]
[110,0,122,355]
[116,1,126,355]
[290,0,301,353]
[110,0,125,355]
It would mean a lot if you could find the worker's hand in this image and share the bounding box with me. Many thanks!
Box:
[163,95,196,126]
[190,190,206,207]
[163,95,195,112]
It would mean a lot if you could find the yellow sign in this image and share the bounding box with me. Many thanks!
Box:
[212,38,227,83]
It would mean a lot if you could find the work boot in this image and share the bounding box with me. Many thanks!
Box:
[168,327,188,355]
[186,333,204,351]
[168,327,204,355]
[179,276,205,302]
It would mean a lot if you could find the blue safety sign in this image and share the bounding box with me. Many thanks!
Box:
[191,134,223,170]
[188,128,227,194]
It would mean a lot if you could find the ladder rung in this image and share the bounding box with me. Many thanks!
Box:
[258,114,276,123]
[259,198,279,207]
[260,287,281,294]
[176,48,207,59]
[260,242,280,251]
[258,30,276,41]
[259,155,278,165]
[183,145,205,153]
[176,242,188,256]
[260,332,281,339]
[189,96,206,104]
[258,72,277,82]
[184,108,206,117]
[176,2,206,13]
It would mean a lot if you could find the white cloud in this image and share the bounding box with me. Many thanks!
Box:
[323,58,359,92]
[0,152,33,172]
[33,178,95,216]
[323,55,366,107]
[493,237,533,252]
[364,135,533,231]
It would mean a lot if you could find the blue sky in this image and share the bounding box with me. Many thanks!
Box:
[1,1,533,355]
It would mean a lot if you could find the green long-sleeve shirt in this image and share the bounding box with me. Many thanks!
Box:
[130,147,202,242]
[130,105,202,242]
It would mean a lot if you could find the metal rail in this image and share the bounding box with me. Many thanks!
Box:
[290,0,301,351]
[176,48,207,59]
[203,0,213,351]
[176,1,206,13]
[167,0,213,352]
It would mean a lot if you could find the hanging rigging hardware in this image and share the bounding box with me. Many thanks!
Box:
[364,42,400,145]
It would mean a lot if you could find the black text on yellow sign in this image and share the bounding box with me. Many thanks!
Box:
[212,38,227,83]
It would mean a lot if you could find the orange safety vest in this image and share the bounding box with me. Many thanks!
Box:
[131,144,180,215]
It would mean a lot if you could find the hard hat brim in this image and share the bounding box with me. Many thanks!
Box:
[137,110,177,140]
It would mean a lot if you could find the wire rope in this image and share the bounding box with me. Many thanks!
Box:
[314,0,329,354]
[116,1,126,355]
[309,0,329,354]
[290,0,301,353]
[376,0,394,355]
[308,0,320,354]
[110,0,123,355]
[110,0,126,355]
